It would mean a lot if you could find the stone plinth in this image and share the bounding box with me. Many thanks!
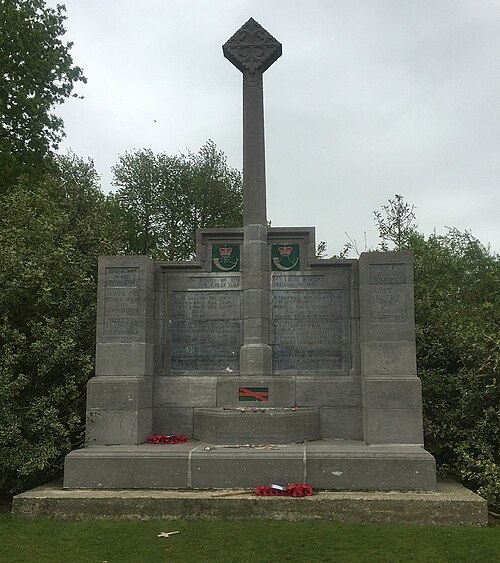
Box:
[63,440,436,491]
[13,480,487,526]
[193,407,320,444]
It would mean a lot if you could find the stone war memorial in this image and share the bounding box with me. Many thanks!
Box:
[63,18,437,492]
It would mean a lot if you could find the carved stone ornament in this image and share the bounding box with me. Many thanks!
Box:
[223,17,282,74]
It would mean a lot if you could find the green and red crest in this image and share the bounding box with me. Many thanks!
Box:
[239,387,269,401]
[271,243,299,271]
[212,244,240,272]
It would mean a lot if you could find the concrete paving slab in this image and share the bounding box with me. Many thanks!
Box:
[12,479,487,526]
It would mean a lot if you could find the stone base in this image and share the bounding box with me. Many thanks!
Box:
[12,480,487,526]
[193,407,320,444]
[63,440,436,491]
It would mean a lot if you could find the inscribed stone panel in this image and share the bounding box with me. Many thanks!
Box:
[103,318,142,337]
[171,319,241,345]
[272,274,326,289]
[271,277,348,372]
[272,290,345,319]
[188,276,241,290]
[170,291,240,320]
[102,267,141,338]
[105,267,139,287]
[369,263,406,284]
[272,318,343,345]
[370,285,407,324]
[273,346,344,371]
[171,345,239,371]
[167,283,241,372]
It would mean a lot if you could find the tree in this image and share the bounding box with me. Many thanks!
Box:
[0,153,122,498]
[408,229,499,507]
[112,140,243,260]
[374,194,418,250]
[0,0,86,191]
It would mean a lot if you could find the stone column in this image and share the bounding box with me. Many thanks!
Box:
[359,252,424,445]
[223,18,282,375]
[86,255,155,445]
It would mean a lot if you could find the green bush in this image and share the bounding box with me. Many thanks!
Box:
[409,229,500,508]
[0,155,122,498]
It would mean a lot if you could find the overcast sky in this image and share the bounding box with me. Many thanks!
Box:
[47,0,500,256]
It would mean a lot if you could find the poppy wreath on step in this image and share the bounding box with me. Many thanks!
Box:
[255,484,313,497]
[146,434,188,444]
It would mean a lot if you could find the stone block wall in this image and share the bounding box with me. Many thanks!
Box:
[85,230,425,448]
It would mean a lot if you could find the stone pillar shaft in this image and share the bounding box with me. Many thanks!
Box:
[223,18,282,376]
[243,72,267,227]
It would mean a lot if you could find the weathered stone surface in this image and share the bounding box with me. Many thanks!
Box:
[64,445,193,488]
[191,448,304,488]
[153,406,194,437]
[243,317,269,342]
[13,480,487,526]
[87,376,153,411]
[295,377,361,407]
[306,441,436,490]
[360,341,417,376]
[363,377,422,409]
[240,343,272,376]
[363,408,424,445]
[95,343,155,377]
[62,441,436,492]
[85,408,152,446]
[154,376,217,407]
[320,407,363,440]
[193,407,320,444]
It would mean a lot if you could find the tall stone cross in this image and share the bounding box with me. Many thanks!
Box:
[223,19,282,376]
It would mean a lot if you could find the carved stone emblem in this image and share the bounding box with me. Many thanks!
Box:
[223,17,282,74]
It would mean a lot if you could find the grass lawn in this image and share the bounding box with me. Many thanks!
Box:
[0,514,499,562]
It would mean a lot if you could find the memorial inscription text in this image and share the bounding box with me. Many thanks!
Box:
[103,267,141,337]
[168,288,241,371]
[271,280,347,372]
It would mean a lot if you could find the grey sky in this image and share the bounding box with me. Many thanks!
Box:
[48,0,500,255]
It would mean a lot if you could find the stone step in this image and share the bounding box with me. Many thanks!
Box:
[12,480,488,526]
[193,407,320,444]
[63,440,436,491]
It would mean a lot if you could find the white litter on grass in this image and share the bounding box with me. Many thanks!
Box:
[158,531,180,538]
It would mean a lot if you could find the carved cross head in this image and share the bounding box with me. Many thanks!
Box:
[223,18,282,74]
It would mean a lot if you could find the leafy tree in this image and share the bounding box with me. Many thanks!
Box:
[0,153,122,498]
[112,140,243,260]
[409,229,499,507]
[374,193,418,250]
[316,241,327,258]
[0,0,86,191]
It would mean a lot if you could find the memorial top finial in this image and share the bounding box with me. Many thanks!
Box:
[223,18,282,74]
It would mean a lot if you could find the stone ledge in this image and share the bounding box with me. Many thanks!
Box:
[194,407,320,444]
[12,480,487,526]
[61,440,436,490]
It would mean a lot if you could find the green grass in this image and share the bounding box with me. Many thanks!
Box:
[0,515,499,562]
